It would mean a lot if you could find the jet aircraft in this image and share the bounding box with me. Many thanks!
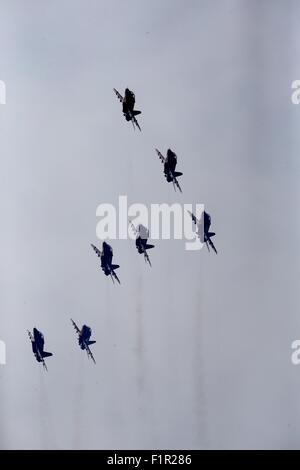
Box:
[188,210,217,254]
[91,241,121,284]
[155,148,183,192]
[27,328,53,370]
[113,88,141,131]
[71,319,96,364]
[129,221,154,266]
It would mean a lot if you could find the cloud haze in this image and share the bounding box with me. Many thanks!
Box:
[0,0,300,449]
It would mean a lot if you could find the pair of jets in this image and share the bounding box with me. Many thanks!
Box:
[91,209,217,287]
[28,320,96,370]
[113,88,183,193]
[91,222,155,285]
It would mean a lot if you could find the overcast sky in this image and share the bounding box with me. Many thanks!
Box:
[1,0,300,450]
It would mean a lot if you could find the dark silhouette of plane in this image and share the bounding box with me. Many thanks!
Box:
[155,148,183,193]
[91,241,121,284]
[113,88,141,131]
[129,221,154,267]
[71,319,96,364]
[27,328,53,371]
[188,210,217,254]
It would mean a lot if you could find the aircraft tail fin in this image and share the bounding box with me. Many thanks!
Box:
[111,264,120,270]
[42,351,53,358]
[174,171,183,177]
[88,340,96,346]
[145,244,155,250]
[133,110,141,116]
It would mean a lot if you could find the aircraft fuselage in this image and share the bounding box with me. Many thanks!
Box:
[79,325,92,349]
[101,241,113,275]
[164,149,181,182]
[122,88,141,122]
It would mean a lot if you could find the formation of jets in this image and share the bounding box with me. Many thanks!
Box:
[28,87,217,370]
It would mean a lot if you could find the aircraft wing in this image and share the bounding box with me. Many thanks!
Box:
[127,109,141,131]
[27,330,33,342]
[129,220,138,236]
[35,346,47,370]
[40,355,48,371]
[188,210,199,226]
[207,237,218,254]
[111,269,121,285]
[113,88,123,103]
[143,249,152,267]
[85,342,96,364]
[155,148,166,164]
[173,176,182,193]
[91,243,102,258]
[131,113,141,132]
[71,319,81,336]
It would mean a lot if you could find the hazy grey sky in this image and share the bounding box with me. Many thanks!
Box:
[1,0,300,450]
